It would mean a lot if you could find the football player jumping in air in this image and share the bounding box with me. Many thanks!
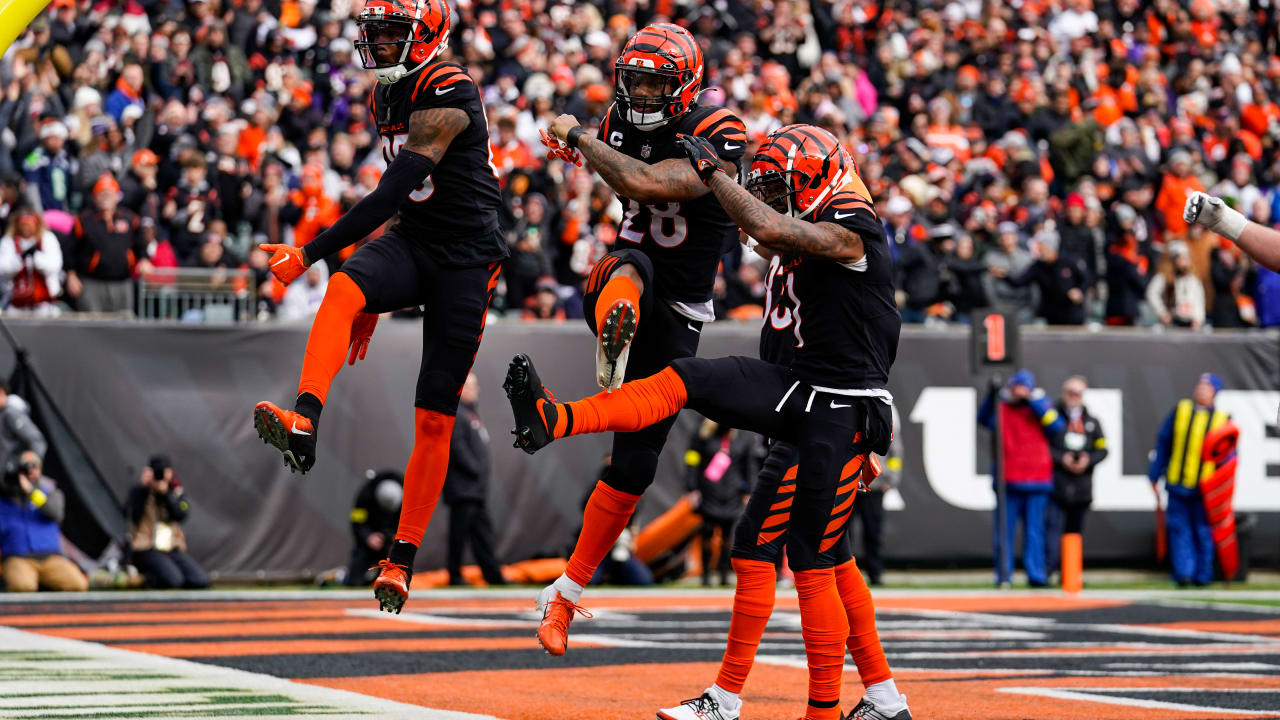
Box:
[252,0,507,614]
[529,22,749,654]
[506,125,906,720]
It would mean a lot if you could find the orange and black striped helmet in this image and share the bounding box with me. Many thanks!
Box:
[746,124,855,219]
[356,0,451,85]
[614,23,704,131]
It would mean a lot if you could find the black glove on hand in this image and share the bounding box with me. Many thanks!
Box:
[675,133,724,185]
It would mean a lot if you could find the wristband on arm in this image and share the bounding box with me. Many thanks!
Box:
[303,150,436,261]
[565,126,586,149]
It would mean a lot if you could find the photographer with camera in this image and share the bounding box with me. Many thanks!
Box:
[0,450,88,592]
[124,455,208,589]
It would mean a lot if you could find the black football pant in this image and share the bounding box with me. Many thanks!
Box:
[582,248,702,496]
[671,356,891,571]
[340,231,502,416]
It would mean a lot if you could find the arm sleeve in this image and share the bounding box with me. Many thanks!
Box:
[1088,416,1109,466]
[684,442,703,492]
[815,192,885,258]
[125,486,147,524]
[1148,410,1175,482]
[1145,273,1168,316]
[10,411,46,459]
[166,490,190,522]
[34,232,63,277]
[301,149,436,263]
[693,109,748,169]
[1029,391,1066,435]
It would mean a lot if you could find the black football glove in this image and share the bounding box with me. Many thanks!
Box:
[675,133,724,185]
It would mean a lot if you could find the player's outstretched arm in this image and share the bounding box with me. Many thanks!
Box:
[1185,191,1280,272]
[550,114,734,204]
[299,107,470,266]
[677,134,863,263]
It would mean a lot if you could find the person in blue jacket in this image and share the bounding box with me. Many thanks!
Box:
[978,369,1065,587]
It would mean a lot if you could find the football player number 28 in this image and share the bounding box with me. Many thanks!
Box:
[619,199,687,247]
[381,133,434,202]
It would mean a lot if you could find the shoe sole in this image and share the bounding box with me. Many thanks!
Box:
[253,405,306,474]
[598,301,637,390]
[504,355,551,455]
[374,583,406,614]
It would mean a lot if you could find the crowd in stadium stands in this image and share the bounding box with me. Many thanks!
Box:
[1,0,1279,326]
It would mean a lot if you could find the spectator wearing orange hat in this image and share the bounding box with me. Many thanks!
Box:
[1059,192,1099,283]
[66,173,149,313]
[122,149,162,223]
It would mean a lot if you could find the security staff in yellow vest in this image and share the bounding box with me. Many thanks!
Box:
[1148,374,1229,586]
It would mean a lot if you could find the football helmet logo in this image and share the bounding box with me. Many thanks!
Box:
[356,0,451,86]
[746,124,856,219]
[614,23,703,131]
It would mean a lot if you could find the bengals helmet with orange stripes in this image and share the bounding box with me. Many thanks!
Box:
[614,23,704,131]
[356,0,451,86]
[746,125,857,219]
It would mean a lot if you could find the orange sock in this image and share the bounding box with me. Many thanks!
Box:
[563,481,641,586]
[714,558,777,693]
[555,367,687,437]
[297,272,366,404]
[393,409,456,547]
[835,558,892,687]
[593,274,640,334]
[794,567,848,720]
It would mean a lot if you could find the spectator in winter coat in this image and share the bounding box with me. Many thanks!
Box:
[1059,193,1098,282]
[1001,230,1090,325]
[978,369,1066,587]
[895,224,947,322]
[125,455,208,589]
[1209,243,1255,328]
[0,206,62,313]
[685,419,753,587]
[344,469,402,587]
[1147,241,1206,329]
[941,233,988,322]
[1045,376,1108,576]
[22,120,76,214]
[983,221,1036,317]
[66,173,149,313]
[442,373,505,586]
[1103,205,1150,326]
[279,262,329,321]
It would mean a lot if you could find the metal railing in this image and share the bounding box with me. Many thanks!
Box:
[137,267,257,323]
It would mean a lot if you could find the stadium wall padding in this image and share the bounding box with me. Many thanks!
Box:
[4,318,1277,577]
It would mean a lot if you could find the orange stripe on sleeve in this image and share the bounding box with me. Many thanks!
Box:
[693,109,733,137]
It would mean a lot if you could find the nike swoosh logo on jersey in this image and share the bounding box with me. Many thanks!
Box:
[724,142,741,150]
[291,420,312,436]
[435,86,456,95]
[830,401,852,409]
[833,211,856,219]
[688,323,701,333]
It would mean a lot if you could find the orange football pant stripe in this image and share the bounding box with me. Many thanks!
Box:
[564,481,642,587]
[296,271,366,405]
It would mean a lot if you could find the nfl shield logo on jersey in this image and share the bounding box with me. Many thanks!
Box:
[641,143,652,159]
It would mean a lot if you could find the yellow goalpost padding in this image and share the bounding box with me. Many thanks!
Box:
[0,0,51,59]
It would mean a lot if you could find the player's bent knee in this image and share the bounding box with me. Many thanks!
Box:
[599,463,654,496]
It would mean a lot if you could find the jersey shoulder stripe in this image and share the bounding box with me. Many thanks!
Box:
[692,108,735,137]
[411,62,469,103]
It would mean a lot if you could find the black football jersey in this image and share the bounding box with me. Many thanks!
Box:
[371,61,506,267]
[596,104,747,306]
[759,190,901,390]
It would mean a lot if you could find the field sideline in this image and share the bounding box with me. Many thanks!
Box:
[2,586,1279,720]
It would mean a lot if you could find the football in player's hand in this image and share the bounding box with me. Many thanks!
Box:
[675,133,723,185]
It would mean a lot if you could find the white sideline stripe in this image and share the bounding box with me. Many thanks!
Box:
[997,687,1279,716]
[345,608,538,628]
[888,607,1280,645]
[0,627,499,720]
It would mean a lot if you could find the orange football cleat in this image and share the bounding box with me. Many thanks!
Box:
[253,401,317,474]
[372,559,411,614]
[535,587,592,656]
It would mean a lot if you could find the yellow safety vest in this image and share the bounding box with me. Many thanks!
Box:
[1167,399,1229,490]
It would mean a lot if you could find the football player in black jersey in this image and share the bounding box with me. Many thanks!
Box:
[525,22,749,656]
[504,125,906,720]
[251,0,507,615]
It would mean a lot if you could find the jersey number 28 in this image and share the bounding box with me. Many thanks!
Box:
[619,199,687,248]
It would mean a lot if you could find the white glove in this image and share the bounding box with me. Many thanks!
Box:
[1184,191,1247,242]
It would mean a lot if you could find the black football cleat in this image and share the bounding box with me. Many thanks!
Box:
[503,354,559,455]
[253,401,317,474]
